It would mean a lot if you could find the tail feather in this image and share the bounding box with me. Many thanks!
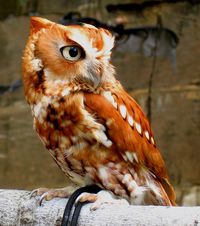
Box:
[160,178,176,206]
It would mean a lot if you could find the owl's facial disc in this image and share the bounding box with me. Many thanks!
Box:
[60,45,85,62]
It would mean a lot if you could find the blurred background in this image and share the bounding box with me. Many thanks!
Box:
[0,0,199,206]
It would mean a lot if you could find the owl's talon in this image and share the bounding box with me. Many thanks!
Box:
[75,192,98,204]
[39,192,49,206]
[90,191,129,211]
[61,185,102,226]
[76,190,129,211]
[30,186,77,205]
[30,189,38,198]
[30,187,50,199]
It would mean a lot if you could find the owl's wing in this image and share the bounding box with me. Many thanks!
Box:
[84,89,176,205]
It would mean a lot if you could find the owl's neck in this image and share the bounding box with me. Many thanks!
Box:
[42,65,117,94]
[24,67,117,105]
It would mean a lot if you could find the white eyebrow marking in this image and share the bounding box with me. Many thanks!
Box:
[127,114,134,127]
[119,104,127,119]
[144,130,150,140]
[135,122,142,134]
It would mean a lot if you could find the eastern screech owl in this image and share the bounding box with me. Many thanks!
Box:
[22,17,176,206]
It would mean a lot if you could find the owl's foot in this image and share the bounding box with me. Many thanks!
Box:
[61,185,101,226]
[30,185,77,205]
[76,190,129,210]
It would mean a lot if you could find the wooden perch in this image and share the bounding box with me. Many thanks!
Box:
[0,189,200,226]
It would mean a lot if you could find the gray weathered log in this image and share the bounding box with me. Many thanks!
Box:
[0,189,200,226]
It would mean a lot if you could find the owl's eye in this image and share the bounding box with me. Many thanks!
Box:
[60,46,84,61]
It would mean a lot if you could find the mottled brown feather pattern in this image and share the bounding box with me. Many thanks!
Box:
[22,17,176,206]
[84,91,175,205]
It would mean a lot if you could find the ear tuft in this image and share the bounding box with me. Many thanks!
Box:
[97,28,115,58]
[30,17,53,34]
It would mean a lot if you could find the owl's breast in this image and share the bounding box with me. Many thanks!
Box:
[30,93,112,186]
[30,94,84,181]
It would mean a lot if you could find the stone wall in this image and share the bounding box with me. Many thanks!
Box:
[0,0,199,205]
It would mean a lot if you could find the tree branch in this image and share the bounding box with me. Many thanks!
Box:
[0,189,200,226]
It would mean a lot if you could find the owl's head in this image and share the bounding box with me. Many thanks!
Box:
[24,17,115,90]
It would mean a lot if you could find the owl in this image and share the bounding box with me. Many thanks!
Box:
[22,17,176,207]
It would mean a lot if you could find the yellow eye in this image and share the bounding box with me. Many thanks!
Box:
[60,46,84,61]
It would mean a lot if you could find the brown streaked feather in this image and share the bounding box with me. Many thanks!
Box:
[84,90,176,205]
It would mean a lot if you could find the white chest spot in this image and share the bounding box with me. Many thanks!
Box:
[98,167,109,181]
[33,102,42,117]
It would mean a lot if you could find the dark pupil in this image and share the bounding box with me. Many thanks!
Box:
[69,47,78,57]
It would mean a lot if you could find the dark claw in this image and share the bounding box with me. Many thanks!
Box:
[30,189,38,198]
[39,192,49,206]
[30,189,48,206]
[61,184,102,226]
